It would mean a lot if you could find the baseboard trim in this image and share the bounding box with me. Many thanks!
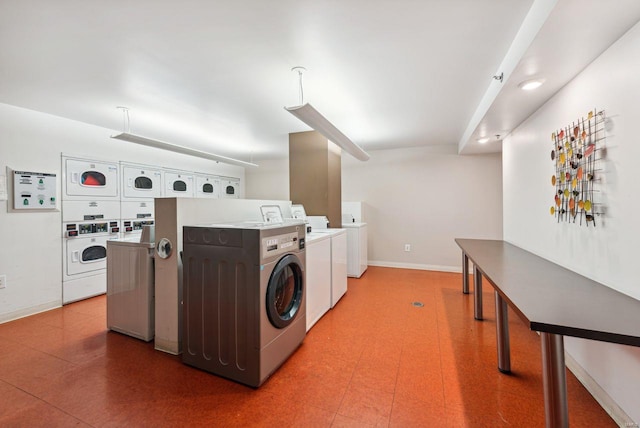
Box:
[0,300,61,324]
[368,260,464,273]
[565,352,637,427]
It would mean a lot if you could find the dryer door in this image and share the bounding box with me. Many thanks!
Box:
[266,254,304,329]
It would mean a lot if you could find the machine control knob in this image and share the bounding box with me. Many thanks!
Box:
[156,238,173,259]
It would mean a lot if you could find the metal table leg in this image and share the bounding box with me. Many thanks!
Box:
[541,333,569,428]
[495,291,511,373]
[462,252,470,294]
[473,265,483,320]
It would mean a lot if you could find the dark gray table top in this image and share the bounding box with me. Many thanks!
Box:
[456,238,640,347]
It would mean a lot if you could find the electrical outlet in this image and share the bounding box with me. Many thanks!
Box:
[0,275,6,289]
[404,244,411,252]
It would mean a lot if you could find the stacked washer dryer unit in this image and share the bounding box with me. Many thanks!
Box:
[182,221,306,387]
[62,156,121,304]
[120,162,163,239]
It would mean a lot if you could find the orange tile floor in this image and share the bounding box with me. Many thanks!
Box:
[0,267,615,427]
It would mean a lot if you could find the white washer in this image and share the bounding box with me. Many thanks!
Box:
[342,222,368,278]
[305,232,331,331]
[309,228,348,307]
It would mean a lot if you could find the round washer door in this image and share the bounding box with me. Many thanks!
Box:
[266,254,304,329]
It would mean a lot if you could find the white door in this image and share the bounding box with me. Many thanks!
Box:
[122,164,163,198]
[64,158,119,198]
[164,171,194,197]
[195,175,221,198]
[66,235,109,276]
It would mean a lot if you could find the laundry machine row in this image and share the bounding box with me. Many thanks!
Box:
[61,155,243,303]
[182,221,307,387]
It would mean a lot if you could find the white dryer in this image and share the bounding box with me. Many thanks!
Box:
[194,174,221,198]
[220,177,240,199]
[63,156,119,200]
[164,170,195,197]
[121,163,163,199]
[120,163,160,239]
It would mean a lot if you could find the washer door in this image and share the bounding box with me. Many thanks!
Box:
[266,254,304,329]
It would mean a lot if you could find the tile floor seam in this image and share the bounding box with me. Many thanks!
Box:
[433,296,448,412]
[0,378,94,427]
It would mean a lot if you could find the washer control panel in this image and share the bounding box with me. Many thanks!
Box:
[65,220,119,237]
[262,231,303,258]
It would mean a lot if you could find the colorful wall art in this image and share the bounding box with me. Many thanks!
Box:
[550,109,604,226]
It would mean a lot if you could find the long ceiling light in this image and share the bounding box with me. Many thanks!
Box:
[110,132,259,168]
[285,67,370,161]
[110,107,258,168]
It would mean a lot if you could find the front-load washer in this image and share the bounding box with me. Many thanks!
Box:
[182,221,306,387]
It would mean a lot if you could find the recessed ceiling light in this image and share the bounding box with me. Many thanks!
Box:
[477,137,490,144]
[518,79,545,91]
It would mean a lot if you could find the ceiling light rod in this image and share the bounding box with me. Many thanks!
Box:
[285,67,370,162]
[110,107,258,168]
[292,66,306,106]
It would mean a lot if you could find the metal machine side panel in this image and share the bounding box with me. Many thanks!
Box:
[182,243,260,386]
[106,243,154,341]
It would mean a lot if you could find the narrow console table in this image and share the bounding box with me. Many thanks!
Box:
[455,238,640,428]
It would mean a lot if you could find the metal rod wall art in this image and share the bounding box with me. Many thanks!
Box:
[550,109,604,226]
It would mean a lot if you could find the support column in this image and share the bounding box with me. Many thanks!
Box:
[462,252,469,294]
[541,332,569,428]
[473,265,483,320]
[495,291,511,373]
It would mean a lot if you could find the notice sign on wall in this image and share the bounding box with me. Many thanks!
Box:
[12,170,57,211]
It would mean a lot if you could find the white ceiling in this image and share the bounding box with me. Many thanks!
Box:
[1,1,639,164]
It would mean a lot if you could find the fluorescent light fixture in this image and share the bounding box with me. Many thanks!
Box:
[518,79,545,91]
[110,132,258,168]
[477,137,490,144]
[285,103,370,161]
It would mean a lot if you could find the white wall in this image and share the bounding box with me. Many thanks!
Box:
[503,21,640,423]
[0,103,244,322]
[342,145,502,270]
[246,145,503,271]
[245,158,289,200]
